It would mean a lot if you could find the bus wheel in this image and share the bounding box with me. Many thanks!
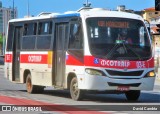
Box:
[70,77,84,101]
[26,74,36,93]
[125,90,140,101]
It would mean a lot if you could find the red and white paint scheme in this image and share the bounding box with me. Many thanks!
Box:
[5,7,155,101]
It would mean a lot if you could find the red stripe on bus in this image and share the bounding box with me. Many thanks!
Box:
[84,56,154,69]
[5,54,48,64]
[20,54,48,64]
[66,55,84,66]
[5,54,12,63]
[5,53,154,69]
[66,55,154,69]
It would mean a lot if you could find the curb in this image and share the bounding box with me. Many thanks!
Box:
[156,76,160,81]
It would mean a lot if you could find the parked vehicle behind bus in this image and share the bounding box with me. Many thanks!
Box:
[5,7,155,101]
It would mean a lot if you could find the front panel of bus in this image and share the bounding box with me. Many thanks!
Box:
[80,17,155,91]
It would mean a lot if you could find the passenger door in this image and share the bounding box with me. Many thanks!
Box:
[12,26,22,81]
[55,23,69,87]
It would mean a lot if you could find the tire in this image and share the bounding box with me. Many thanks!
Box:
[125,90,140,101]
[36,86,44,93]
[26,74,44,93]
[70,77,84,101]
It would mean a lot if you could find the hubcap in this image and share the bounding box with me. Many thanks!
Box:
[72,81,78,97]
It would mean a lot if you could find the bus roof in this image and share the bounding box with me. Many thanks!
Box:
[79,8,143,21]
[9,8,143,23]
[9,12,80,23]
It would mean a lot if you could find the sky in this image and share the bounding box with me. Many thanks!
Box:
[1,0,155,18]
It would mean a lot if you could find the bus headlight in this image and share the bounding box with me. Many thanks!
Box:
[147,71,155,77]
[85,68,105,76]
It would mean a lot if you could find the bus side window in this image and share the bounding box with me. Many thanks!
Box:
[49,22,53,34]
[68,23,83,49]
[23,24,28,36]
[7,23,14,51]
[22,23,37,50]
[37,21,52,49]
[38,22,52,35]
[33,23,37,35]
[23,23,37,36]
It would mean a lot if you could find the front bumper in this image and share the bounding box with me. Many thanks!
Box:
[78,74,155,91]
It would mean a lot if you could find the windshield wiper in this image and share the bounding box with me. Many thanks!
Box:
[105,43,118,59]
[105,41,142,60]
[105,41,128,59]
[124,44,142,60]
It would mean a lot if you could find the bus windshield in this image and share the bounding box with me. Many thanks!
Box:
[86,17,152,60]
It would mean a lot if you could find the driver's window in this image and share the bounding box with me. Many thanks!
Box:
[69,23,83,49]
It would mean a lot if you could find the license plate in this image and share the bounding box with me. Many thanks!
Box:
[117,86,130,91]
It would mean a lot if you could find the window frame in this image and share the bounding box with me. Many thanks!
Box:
[21,20,53,50]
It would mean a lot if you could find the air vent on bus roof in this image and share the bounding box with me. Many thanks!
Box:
[90,8,110,11]
[37,12,52,16]
[64,11,78,14]
[37,12,60,17]
[77,7,92,12]
[78,7,110,12]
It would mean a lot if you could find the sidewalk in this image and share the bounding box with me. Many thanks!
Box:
[156,68,160,81]
[156,75,160,81]
[155,72,160,86]
[0,65,3,69]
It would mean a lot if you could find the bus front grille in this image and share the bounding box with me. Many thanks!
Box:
[108,82,141,87]
[106,70,143,76]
